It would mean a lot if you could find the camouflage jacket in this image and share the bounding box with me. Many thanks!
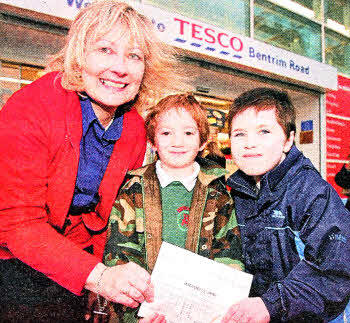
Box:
[103,159,243,321]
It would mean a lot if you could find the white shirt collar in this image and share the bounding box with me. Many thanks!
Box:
[155,160,200,191]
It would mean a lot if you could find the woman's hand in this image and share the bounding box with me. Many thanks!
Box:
[220,297,270,323]
[85,262,154,308]
[139,313,166,323]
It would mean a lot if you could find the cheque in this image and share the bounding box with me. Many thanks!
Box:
[138,242,253,323]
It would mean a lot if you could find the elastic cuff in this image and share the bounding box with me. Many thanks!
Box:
[261,287,284,322]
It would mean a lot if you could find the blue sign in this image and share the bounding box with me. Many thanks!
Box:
[301,120,313,131]
[66,0,90,9]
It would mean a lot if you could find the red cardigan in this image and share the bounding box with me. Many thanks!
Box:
[0,72,146,295]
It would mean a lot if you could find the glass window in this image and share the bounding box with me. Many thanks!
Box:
[254,0,322,61]
[0,62,20,109]
[21,66,43,83]
[325,0,350,28]
[290,0,322,20]
[0,62,43,109]
[325,29,350,75]
[144,0,250,36]
[0,62,20,79]
[290,0,314,10]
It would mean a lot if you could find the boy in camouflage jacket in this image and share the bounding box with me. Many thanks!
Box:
[103,94,243,322]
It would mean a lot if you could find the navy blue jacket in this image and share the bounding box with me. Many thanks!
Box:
[227,145,350,322]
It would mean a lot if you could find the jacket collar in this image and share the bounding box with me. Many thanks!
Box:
[129,158,227,188]
[266,145,302,190]
[79,95,124,140]
[228,145,302,198]
[136,160,218,272]
[227,169,257,198]
[155,160,200,191]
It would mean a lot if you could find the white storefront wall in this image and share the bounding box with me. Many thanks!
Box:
[1,0,338,174]
[0,0,337,91]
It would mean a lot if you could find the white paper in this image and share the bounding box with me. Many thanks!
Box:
[138,242,253,323]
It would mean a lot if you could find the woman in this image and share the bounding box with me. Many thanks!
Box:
[0,1,178,321]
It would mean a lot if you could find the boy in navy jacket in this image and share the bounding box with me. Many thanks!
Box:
[223,88,350,322]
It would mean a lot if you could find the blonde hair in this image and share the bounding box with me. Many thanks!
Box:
[46,0,180,111]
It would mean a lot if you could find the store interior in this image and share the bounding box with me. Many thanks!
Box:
[179,60,321,171]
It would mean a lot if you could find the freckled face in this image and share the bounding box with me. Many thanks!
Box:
[153,108,206,178]
[230,107,294,182]
[81,24,145,111]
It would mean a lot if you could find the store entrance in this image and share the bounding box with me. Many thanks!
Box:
[181,61,321,171]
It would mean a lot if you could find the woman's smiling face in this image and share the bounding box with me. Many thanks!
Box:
[81,24,145,110]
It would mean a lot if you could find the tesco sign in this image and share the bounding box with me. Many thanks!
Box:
[146,5,337,90]
[66,0,91,9]
[174,18,243,52]
[2,0,338,89]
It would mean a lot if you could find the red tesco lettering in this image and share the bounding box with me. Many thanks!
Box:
[174,17,243,52]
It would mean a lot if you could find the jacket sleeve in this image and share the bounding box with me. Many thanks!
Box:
[335,164,350,189]
[103,180,145,323]
[0,81,100,295]
[212,180,244,271]
[103,180,146,269]
[261,177,350,322]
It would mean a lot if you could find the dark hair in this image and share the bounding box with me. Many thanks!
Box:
[145,93,209,146]
[227,88,296,138]
[205,141,224,157]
